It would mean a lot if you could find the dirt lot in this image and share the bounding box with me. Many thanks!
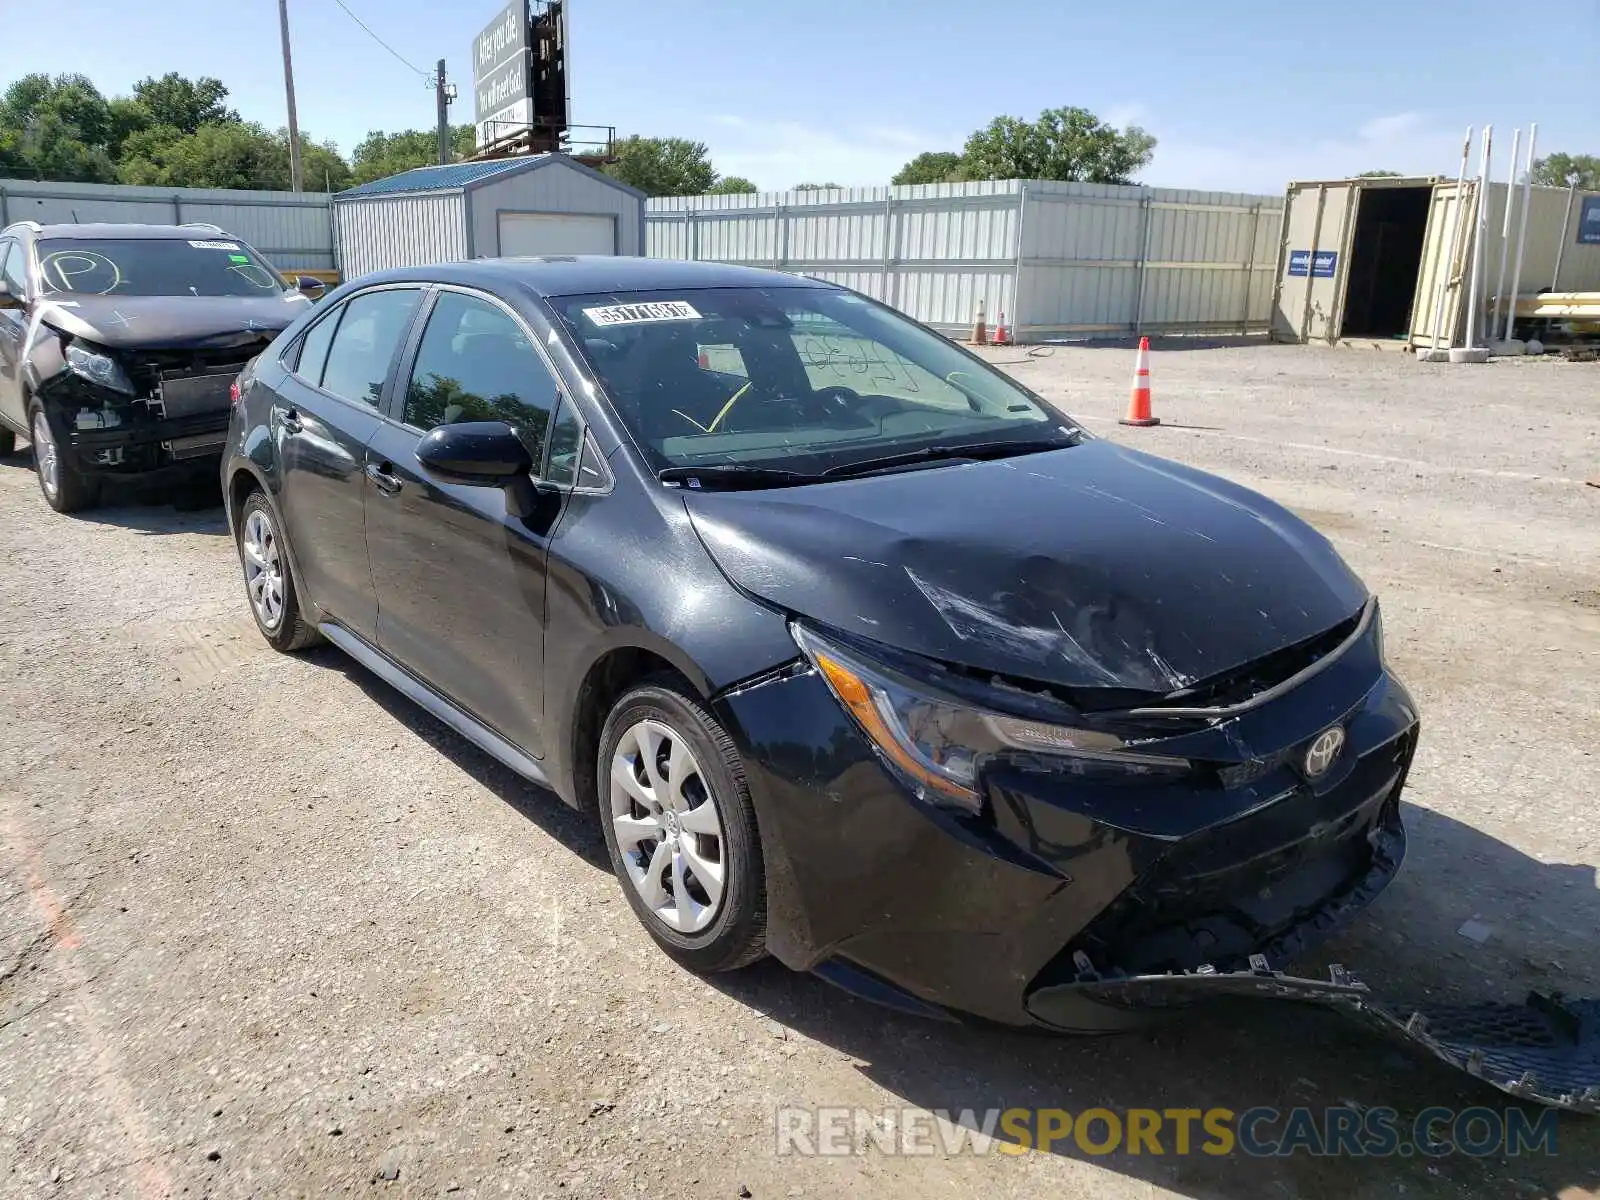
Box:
[2,341,1598,1200]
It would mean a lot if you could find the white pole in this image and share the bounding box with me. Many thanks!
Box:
[1428,127,1473,355]
[1464,126,1492,351]
[1491,128,1519,341]
[1503,123,1538,343]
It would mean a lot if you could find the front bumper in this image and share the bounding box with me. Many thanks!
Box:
[716,609,1419,1030]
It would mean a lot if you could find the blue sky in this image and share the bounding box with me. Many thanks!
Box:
[10,0,1596,193]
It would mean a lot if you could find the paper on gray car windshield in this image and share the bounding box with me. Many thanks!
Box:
[189,240,241,251]
[582,301,701,327]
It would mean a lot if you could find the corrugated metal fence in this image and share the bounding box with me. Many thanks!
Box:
[647,180,1283,340]
[0,178,336,272]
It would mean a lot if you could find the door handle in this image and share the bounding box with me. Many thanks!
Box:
[276,405,303,433]
[365,461,403,495]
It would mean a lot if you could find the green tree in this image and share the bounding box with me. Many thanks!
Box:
[602,135,716,196]
[707,175,757,194]
[1357,169,1402,178]
[117,121,350,191]
[892,151,963,186]
[961,106,1155,184]
[351,126,477,185]
[0,73,117,181]
[131,73,237,135]
[793,182,843,191]
[1529,152,1600,190]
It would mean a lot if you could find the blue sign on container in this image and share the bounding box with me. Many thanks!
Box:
[1578,195,1600,246]
[1288,249,1339,278]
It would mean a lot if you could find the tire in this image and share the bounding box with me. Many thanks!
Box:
[0,427,15,456]
[236,490,321,652]
[29,405,100,514]
[597,677,768,973]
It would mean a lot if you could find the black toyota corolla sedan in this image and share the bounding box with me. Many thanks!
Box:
[222,257,1420,1031]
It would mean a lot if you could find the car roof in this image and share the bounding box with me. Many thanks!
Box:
[20,223,236,241]
[348,256,830,299]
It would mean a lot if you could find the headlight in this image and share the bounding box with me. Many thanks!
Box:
[791,624,1189,814]
[66,343,136,394]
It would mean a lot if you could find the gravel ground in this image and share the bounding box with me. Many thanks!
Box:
[1,340,1597,1200]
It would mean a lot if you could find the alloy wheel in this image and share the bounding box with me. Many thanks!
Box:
[32,412,58,501]
[241,508,286,630]
[609,719,727,934]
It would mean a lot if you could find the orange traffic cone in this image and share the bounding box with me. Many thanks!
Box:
[1120,336,1160,427]
[994,311,1012,346]
[971,301,988,346]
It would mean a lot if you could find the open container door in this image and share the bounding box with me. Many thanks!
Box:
[1272,181,1358,343]
[1409,179,1478,349]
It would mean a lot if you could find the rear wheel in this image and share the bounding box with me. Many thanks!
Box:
[597,679,767,973]
[30,406,100,514]
[237,491,321,652]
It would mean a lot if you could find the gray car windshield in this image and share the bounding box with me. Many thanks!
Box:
[551,286,1074,476]
[36,238,287,298]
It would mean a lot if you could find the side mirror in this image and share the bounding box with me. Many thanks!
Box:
[0,281,19,310]
[416,420,533,485]
[295,275,327,297]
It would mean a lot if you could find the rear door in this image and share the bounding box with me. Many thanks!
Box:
[273,284,424,641]
[0,239,28,434]
[363,286,573,758]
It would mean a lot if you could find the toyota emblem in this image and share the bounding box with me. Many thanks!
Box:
[1303,727,1346,778]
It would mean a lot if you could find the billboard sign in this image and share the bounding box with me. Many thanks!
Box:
[472,2,531,128]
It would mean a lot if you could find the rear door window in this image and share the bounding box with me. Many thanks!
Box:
[0,241,25,296]
[319,288,423,407]
[293,307,341,386]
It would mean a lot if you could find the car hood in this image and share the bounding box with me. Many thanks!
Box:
[35,292,312,350]
[682,439,1368,696]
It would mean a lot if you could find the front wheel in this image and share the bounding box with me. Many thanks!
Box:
[31,406,100,514]
[597,679,768,973]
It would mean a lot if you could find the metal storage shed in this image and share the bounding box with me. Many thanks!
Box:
[333,154,646,281]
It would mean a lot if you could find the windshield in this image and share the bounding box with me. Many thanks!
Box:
[550,286,1075,477]
[36,237,288,298]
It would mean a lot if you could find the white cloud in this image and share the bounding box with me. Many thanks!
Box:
[701,117,962,190]
[1358,111,1423,141]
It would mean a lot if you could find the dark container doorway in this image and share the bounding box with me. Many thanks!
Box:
[1339,186,1433,339]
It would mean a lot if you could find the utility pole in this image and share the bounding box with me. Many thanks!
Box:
[435,60,449,166]
[278,0,304,192]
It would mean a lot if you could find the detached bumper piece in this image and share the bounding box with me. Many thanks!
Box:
[1035,955,1600,1114]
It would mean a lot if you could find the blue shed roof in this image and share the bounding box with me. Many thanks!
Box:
[337,157,544,198]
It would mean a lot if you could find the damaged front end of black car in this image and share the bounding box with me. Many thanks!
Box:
[32,321,279,479]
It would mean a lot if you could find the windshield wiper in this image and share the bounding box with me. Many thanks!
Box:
[658,464,821,490]
[821,432,1081,480]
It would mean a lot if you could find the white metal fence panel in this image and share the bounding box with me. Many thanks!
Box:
[647,179,1281,340]
[0,178,335,271]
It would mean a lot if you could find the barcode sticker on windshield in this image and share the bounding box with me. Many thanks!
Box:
[189,240,241,251]
[582,301,701,327]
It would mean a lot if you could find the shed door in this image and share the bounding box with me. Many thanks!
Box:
[1272,183,1357,343]
[496,212,616,257]
[1408,181,1475,347]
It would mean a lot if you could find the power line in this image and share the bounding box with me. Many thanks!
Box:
[326,0,432,80]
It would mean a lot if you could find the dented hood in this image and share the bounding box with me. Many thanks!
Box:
[36,292,311,351]
[684,439,1368,695]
